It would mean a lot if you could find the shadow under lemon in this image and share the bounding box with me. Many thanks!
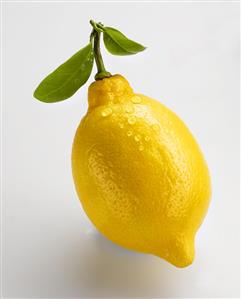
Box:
[62,227,200,298]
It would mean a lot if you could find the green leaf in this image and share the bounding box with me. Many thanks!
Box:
[34,43,94,103]
[103,27,146,56]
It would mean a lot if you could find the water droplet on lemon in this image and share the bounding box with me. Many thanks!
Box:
[145,136,150,142]
[134,134,141,142]
[131,96,141,104]
[127,130,133,137]
[101,107,112,117]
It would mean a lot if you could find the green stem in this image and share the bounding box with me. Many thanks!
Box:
[90,20,111,81]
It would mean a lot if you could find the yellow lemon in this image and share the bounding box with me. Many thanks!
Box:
[72,75,211,267]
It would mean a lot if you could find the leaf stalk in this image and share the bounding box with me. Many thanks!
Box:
[90,20,111,80]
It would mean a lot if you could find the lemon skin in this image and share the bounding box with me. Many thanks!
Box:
[72,75,211,268]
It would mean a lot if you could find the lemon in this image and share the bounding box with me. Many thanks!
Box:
[33,20,211,268]
[72,74,211,268]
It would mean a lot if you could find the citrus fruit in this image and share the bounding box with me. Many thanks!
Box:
[72,75,211,267]
[34,20,211,268]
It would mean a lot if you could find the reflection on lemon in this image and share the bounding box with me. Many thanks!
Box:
[72,75,211,268]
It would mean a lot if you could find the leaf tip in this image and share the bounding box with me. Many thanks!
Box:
[33,87,48,103]
[33,88,40,101]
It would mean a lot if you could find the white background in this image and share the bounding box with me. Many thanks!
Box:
[2,2,240,298]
